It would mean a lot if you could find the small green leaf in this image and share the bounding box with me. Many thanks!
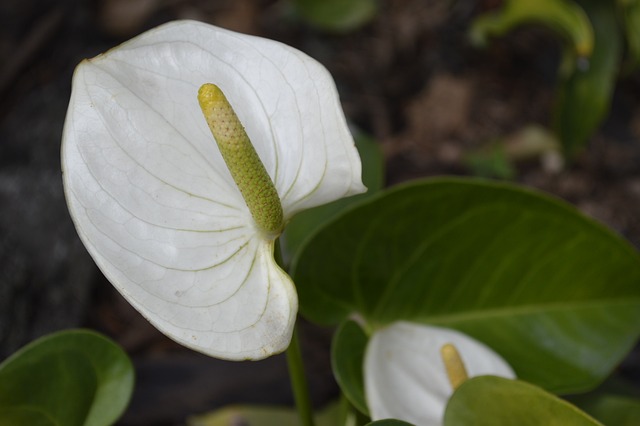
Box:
[470,0,594,57]
[292,178,640,393]
[282,132,384,263]
[444,376,603,425]
[292,0,378,32]
[0,329,134,426]
[553,0,621,158]
[331,320,369,416]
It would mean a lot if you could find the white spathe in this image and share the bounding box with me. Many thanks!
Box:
[364,322,515,425]
[61,20,365,360]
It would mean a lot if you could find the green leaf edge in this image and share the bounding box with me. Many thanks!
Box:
[0,329,134,426]
[444,376,605,426]
[331,320,370,416]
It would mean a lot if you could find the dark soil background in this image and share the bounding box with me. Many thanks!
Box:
[1,0,639,425]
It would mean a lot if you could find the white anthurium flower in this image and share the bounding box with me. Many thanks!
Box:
[364,321,515,425]
[61,20,365,361]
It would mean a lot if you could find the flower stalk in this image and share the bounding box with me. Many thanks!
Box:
[286,327,315,426]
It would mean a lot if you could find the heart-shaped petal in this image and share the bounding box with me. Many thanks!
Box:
[62,20,364,360]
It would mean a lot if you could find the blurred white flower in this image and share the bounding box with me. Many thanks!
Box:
[364,322,515,425]
[61,20,365,360]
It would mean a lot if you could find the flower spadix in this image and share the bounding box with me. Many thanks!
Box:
[364,322,515,426]
[61,20,365,360]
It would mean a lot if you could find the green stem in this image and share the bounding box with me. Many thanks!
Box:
[287,326,315,426]
[275,240,315,426]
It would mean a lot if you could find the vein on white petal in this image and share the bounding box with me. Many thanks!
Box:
[79,199,251,272]
[73,198,259,309]
[82,222,296,358]
[255,45,305,201]
[106,37,282,188]
[83,61,241,209]
[69,141,244,233]
[101,23,363,218]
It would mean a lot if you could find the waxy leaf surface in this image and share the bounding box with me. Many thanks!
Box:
[444,376,602,426]
[292,178,640,393]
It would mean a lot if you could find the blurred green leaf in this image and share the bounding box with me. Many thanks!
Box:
[366,420,414,426]
[465,144,515,180]
[0,329,134,426]
[470,0,594,57]
[0,409,56,426]
[188,402,340,426]
[282,132,384,264]
[293,0,378,32]
[332,320,369,416]
[569,376,640,426]
[292,178,640,393]
[554,0,621,158]
[578,395,640,426]
[444,376,603,425]
[620,0,640,71]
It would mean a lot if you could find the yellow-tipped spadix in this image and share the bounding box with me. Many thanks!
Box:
[441,342,469,390]
[198,83,283,237]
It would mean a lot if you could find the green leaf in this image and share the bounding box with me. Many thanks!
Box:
[187,402,340,426]
[620,0,640,71]
[331,320,369,416]
[578,395,640,426]
[292,0,378,32]
[366,420,414,426]
[292,178,640,393]
[553,0,622,158]
[470,0,594,57]
[0,408,57,426]
[282,132,384,263]
[0,329,134,426]
[444,376,603,425]
[569,378,640,426]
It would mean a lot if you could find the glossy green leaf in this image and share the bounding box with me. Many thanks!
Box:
[470,0,594,57]
[444,376,603,425]
[331,320,369,416]
[554,0,621,158]
[0,329,134,426]
[292,178,640,393]
[293,0,378,32]
[282,132,384,264]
